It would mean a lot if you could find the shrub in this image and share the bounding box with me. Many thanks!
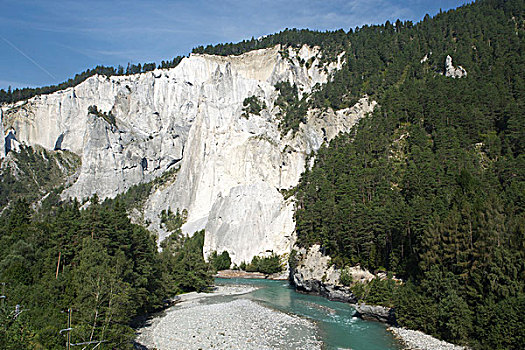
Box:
[241,95,266,118]
[340,269,353,286]
[88,105,116,126]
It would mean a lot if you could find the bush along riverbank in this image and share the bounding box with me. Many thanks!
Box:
[211,251,289,280]
[289,245,468,350]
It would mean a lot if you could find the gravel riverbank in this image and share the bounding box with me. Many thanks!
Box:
[389,327,468,350]
[135,286,321,350]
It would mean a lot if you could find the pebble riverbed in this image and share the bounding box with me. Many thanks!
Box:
[136,286,321,350]
[136,284,468,350]
[389,327,468,350]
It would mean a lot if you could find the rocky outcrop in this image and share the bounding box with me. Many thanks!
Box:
[291,245,357,303]
[291,244,399,324]
[444,55,467,78]
[420,52,431,63]
[4,129,20,155]
[353,303,396,324]
[1,45,377,264]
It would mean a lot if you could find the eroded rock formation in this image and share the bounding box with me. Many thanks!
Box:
[1,45,376,264]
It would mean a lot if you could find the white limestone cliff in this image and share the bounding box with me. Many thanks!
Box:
[1,45,376,265]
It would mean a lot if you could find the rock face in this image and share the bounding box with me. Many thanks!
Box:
[203,182,295,265]
[291,245,357,303]
[353,303,396,324]
[0,45,376,264]
[2,68,190,200]
[445,55,467,78]
[291,244,398,324]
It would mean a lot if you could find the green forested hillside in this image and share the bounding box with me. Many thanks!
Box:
[0,195,211,349]
[0,145,210,349]
[293,0,524,348]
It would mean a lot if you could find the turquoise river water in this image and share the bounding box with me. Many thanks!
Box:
[214,278,401,350]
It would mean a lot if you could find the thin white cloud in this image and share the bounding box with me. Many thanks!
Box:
[55,43,142,61]
[0,0,469,89]
[1,0,416,38]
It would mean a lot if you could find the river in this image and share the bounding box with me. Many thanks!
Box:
[136,278,403,349]
[215,278,401,350]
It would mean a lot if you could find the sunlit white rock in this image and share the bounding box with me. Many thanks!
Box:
[445,55,467,78]
[1,45,376,264]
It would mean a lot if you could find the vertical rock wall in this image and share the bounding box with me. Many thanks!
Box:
[1,45,376,264]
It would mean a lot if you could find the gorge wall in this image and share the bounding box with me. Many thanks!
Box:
[0,45,376,265]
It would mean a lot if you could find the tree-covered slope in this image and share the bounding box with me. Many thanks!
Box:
[0,148,207,349]
[294,0,524,348]
[0,146,212,350]
[0,197,212,349]
[0,146,210,349]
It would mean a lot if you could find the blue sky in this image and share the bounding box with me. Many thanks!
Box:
[0,0,468,90]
